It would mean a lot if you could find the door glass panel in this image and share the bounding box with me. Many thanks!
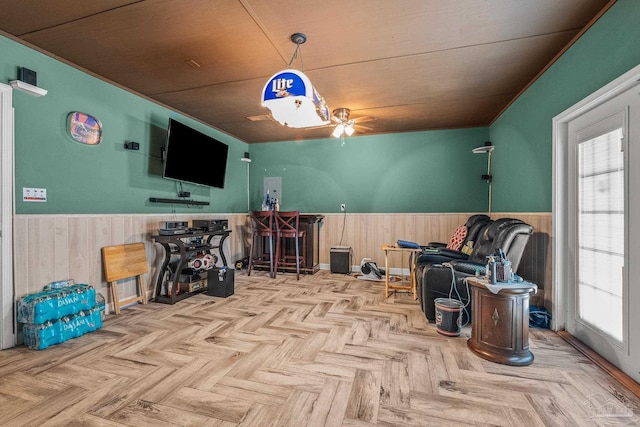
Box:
[577,128,624,342]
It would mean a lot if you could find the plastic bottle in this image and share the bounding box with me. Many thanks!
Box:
[490,259,497,284]
[487,255,496,284]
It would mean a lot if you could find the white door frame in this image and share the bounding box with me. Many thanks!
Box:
[0,83,15,349]
[553,64,640,331]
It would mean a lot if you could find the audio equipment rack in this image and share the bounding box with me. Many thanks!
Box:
[152,228,230,304]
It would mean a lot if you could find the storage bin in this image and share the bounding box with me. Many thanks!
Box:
[207,267,234,297]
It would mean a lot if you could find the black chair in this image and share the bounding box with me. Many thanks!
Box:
[414,214,491,307]
[424,214,491,250]
[418,218,533,323]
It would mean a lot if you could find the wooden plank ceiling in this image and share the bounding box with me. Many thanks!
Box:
[0,0,611,143]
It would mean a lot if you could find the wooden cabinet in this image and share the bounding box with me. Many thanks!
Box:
[467,277,537,366]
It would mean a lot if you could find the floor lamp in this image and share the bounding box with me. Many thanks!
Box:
[472,142,494,216]
[241,152,251,210]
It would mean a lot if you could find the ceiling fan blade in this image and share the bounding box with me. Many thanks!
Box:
[246,114,272,121]
[304,123,334,130]
[352,115,376,124]
[354,124,373,132]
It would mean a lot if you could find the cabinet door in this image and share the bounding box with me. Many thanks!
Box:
[478,292,517,351]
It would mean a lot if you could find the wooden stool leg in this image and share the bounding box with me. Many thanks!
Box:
[270,235,276,278]
[110,280,120,315]
[295,236,300,280]
[138,276,148,305]
[302,235,307,271]
[248,234,255,276]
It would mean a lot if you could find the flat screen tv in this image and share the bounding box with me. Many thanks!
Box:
[162,119,229,188]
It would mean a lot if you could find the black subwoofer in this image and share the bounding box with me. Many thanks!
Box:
[207,268,234,297]
[330,246,352,274]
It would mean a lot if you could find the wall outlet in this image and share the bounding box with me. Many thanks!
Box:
[340,203,346,212]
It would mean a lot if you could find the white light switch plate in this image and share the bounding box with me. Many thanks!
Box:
[23,187,47,202]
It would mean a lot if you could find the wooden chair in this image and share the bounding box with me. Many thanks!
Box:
[101,242,149,314]
[248,211,276,278]
[275,210,307,280]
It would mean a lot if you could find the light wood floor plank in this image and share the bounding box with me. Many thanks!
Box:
[0,270,638,426]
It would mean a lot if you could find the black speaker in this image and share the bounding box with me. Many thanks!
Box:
[18,67,37,86]
[330,246,352,274]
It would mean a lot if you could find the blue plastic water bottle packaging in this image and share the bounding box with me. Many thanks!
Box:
[17,280,105,350]
[17,283,97,324]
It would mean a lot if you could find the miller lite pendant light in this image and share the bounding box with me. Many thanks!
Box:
[261,33,331,128]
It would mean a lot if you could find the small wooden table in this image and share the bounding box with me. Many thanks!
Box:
[466,277,538,366]
[381,244,422,299]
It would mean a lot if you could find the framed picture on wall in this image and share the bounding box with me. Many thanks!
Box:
[67,112,102,145]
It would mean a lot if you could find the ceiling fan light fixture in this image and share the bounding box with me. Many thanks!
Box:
[332,123,345,138]
[344,123,355,136]
[329,108,363,137]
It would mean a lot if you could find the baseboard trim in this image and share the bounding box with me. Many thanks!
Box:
[557,330,640,398]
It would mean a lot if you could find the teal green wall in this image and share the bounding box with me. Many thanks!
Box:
[2,35,248,214]
[3,34,493,216]
[250,128,490,213]
[490,0,640,212]
[8,1,636,216]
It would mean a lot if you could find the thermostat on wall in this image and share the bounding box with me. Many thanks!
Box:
[23,187,47,202]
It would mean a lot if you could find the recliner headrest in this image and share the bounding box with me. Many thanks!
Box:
[465,216,492,244]
[492,222,533,253]
[469,219,533,266]
[485,218,524,240]
[465,214,491,228]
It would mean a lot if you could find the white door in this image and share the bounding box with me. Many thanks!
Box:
[0,83,15,349]
[565,83,640,383]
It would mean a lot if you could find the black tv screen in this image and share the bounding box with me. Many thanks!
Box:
[162,119,229,188]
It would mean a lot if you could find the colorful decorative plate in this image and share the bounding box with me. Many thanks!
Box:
[68,112,102,145]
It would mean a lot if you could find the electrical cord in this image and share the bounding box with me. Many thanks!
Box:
[443,263,471,328]
[338,207,347,246]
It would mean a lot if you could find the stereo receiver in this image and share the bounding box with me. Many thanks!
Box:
[192,219,229,232]
[159,221,188,230]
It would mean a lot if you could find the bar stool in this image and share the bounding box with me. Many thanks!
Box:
[248,211,276,278]
[275,210,307,280]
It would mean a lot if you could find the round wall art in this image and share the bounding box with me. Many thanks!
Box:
[68,112,102,145]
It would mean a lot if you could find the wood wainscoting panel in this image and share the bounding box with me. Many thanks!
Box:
[13,214,249,313]
[317,212,551,306]
[13,212,550,314]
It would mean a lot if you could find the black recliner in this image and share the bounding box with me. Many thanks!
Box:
[414,214,491,310]
[415,214,491,265]
[417,218,533,323]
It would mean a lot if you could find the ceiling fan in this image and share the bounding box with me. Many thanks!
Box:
[328,108,375,138]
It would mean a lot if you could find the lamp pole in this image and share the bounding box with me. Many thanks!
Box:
[472,141,494,217]
[487,150,492,216]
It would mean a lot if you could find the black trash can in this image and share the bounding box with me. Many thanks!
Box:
[207,267,234,297]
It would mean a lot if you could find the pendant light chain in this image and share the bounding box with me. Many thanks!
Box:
[287,41,304,70]
[287,33,307,70]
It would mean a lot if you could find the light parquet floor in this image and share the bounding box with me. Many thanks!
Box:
[1,270,639,426]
